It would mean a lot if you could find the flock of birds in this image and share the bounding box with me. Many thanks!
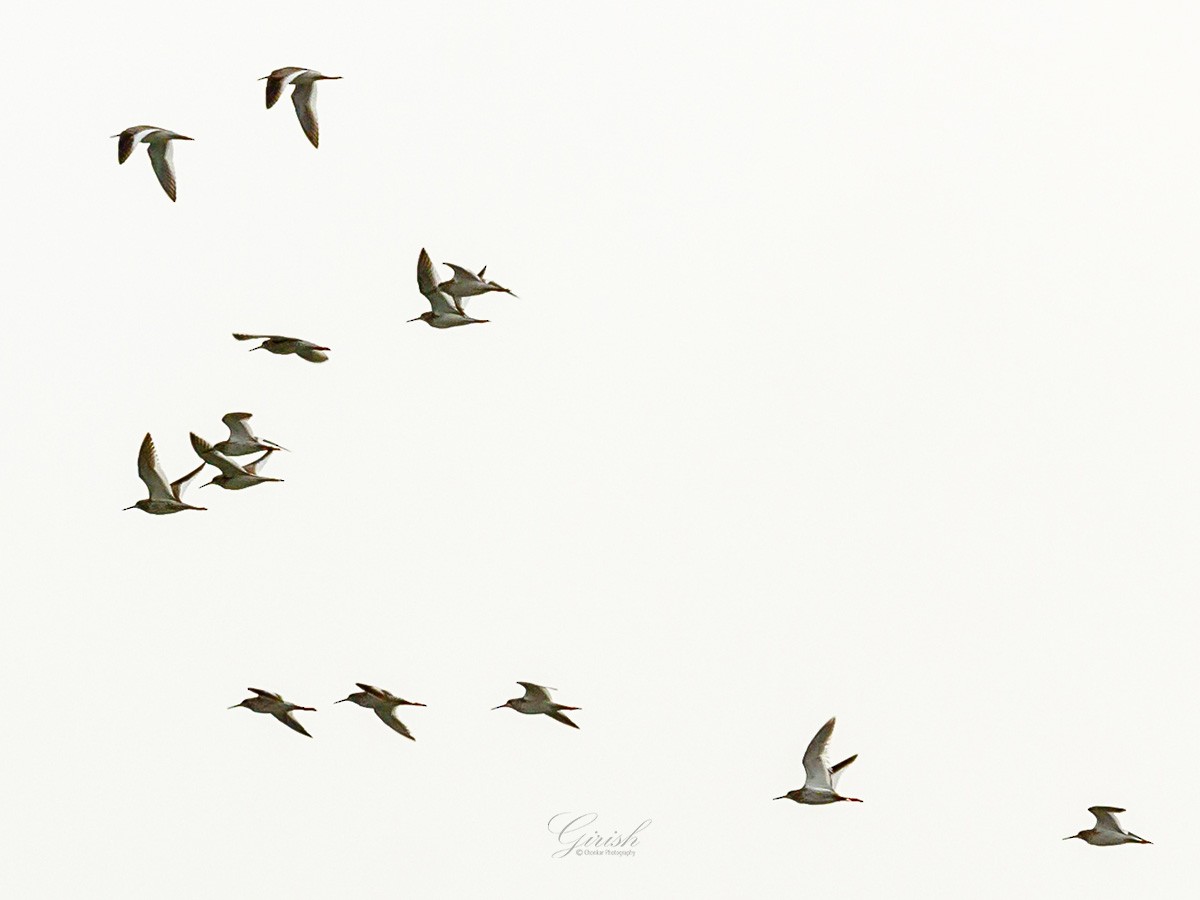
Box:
[117,66,1151,851]
[112,67,338,201]
[121,69,522,514]
[229,682,582,741]
[125,413,284,513]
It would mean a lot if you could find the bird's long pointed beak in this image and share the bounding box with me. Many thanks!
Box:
[1062,835,1077,840]
[228,704,241,709]
[178,136,194,141]
[250,345,264,350]
[407,316,422,323]
[407,702,427,707]
[123,504,136,510]
[491,705,505,710]
[335,698,350,703]
[773,796,787,801]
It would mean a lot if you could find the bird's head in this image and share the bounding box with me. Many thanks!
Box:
[408,312,435,324]
[492,700,514,711]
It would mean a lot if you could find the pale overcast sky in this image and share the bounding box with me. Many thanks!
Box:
[2,1,1198,897]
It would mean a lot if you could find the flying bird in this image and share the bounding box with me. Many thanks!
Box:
[111,126,193,201]
[774,717,863,805]
[229,688,316,737]
[336,683,426,740]
[212,412,287,457]
[1064,807,1152,846]
[125,433,206,514]
[493,682,580,729]
[437,262,518,312]
[260,67,342,148]
[190,433,283,490]
[233,333,330,363]
[410,249,489,328]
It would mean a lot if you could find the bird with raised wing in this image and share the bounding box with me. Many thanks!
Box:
[233,333,330,363]
[260,67,342,148]
[493,682,580,729]
[437,261,518,312]
[190,433,283,491]
[336,683,426,740]
[125,433,206,514]
[212,412,287,457]
[1064,807,1152,846]
[111,126,193,201]
[774,717,862,805]
[409,249,490,328]
[229,688,316,737]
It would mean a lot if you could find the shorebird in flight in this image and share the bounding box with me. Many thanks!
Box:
[212,412,287,457]
[229,688,316,737]
[1064,807,1152,846]
[438,262,518,312]
[774,717,862,805]
[410,249,489,328]
[190,433,283,490]
[111,126,193,201]
[260,67,342,148]
[493,682,580,729]
[125,433,206,514]
[233,334,330,363]
[335,683,427,740]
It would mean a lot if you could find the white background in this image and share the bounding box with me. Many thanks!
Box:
[2,1,1197,896]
